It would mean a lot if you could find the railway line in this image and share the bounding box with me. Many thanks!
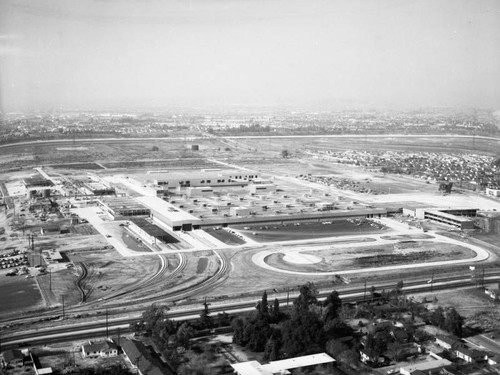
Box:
[75,262,88,303]
[3,272,500,350]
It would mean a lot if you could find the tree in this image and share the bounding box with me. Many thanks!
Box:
[326,339,349,358]
[281,149,290,158]
[294,282,318,315]
[396,280,404,294]
[337,348,360,369]
[176,322,195,349]
[323,290,342,323]
[264,330,282,361]
[178,356,216,375]
[270,298,283,323]
[445,308,463,337]
[387,341,405,362]
[232,316,249,346]
[258,290,269,318]
[199,299,213,329]
[281,308,324,357]
[430,306,446,328]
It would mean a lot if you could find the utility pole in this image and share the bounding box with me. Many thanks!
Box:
[62,296,65,319]
[106,309,109,339]
[363,279,367,303]
[49,268,52,291]
[286,286,289,308]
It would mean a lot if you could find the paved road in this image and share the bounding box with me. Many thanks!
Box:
[466,334,500,353]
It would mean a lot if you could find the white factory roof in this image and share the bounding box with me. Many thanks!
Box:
[231,361,273,375]
[231,353,335,375]
[263,353,335,372]
[135,196,201,226]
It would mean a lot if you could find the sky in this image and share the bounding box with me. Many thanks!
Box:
[1,0,500,112]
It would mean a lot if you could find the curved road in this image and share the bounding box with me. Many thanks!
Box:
[251,230,490,276]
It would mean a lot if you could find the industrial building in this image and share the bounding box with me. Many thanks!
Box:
[80,181,115,196]
[98,197,151,219]
[151,169,259,191]
[200,207,388,227]
[248,183,276,194]
[135,196,202,231]
[23,176,53,189]
[186,186,213,198]
[408,207,477,229]
[128,218,179,245]
[231,353,335,375]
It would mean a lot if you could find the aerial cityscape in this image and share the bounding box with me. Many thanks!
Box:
[1,1,500,375]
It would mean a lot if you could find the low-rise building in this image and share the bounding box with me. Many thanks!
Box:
[1,349,25,368]
[486,187,500,197]
[81,340,118,358]
[121,338,175,375]
[399,357,451,375]
[455,345,486,363]
[231,353,335,375]
[435,334,460,350]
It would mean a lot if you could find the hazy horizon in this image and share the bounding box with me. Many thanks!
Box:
[1,0,500,113]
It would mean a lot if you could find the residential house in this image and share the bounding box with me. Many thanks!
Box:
[435,335,460,350]
[399,357,451,375]
[1,349,25,368]
[121,338,174,375]
[82,340,118,358]
[488,353,500,365]
[454,345,486,363]
[359,350,379,364]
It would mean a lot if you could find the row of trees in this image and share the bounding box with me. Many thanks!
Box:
[130,299,229,370]
[232,283,351,361]
[130,281,465,372]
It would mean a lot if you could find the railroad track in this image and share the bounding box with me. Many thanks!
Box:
[75,262,88,303]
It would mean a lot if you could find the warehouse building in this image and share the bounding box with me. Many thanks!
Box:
[136,196,202,231]
[249,183,277,194]
[81,182,115,196]
[23,176,53,189]
[151,169,259,191]
[98,197,151,219]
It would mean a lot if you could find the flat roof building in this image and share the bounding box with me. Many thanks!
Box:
[128,218,179,244]
[81,182,115,196]
[98,197,151,219]
[415,207,477,229]
[136,196,201,231]
[486,187,500,197]
[231,353,335,375]
[150,169,259,190]
[23,176,53,188]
